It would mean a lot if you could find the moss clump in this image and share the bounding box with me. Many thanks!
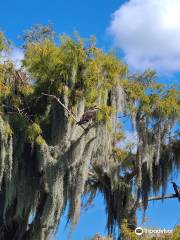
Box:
[26,122,44,144]
[35,135,45,145]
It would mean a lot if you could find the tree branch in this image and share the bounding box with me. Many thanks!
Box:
[148,194,178,201]
[2,104,33,123]
[42,93,86,130]
[139,194,178,206]
[16,71,25,83]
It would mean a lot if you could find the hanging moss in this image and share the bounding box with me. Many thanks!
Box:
[122,73,180,213]
[0,117,13,188]
[0,27,179,240]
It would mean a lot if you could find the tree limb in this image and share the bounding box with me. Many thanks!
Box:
[139,194,178,206]
[16,71,26,83]
[2,104,33,123]
[42,93,86,130]
[148,194,177,201]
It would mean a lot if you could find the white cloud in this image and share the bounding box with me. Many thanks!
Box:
[8,47,24,69]
[1,47,24,69]
[108,0,180,73]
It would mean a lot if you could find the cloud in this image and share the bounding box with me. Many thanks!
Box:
[8,47,24,68]
[1,47,24,69]
[108,0,180,73]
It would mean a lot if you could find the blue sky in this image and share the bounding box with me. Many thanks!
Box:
[0,0,124,45]
[1,0,180,239]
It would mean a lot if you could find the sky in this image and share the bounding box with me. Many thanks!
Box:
[1,0,180,239]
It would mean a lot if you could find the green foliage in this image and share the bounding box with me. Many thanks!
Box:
[19,84,34,96]
[0,119,13,137]
[112,147,128,162]
[96,105,113,123]
[156,88,180,118]
[0,32,4,52]
[0,61,13,98]
[172,226,180,240]
[0,31,10,52]
[24,40,63,85]
[23,32,127,108]
[4,123,13,137]
[122,73,180,120]
[121,220,138,240]
[35,135,45,145]
[26,122,44,145]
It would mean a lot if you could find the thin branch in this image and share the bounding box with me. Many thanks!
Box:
[148,194,178,202]
[139,194,178,207]
[16,71,25,83]
[2,104,33,123]
[42,93,86,130]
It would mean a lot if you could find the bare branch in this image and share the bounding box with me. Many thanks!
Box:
[16,71,25,83]
[2,104,33,122]
[148,194,177,201]
[139,194,178,207]
[42,93,86,130]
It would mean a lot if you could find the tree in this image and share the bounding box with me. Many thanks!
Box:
[0,25,179,239]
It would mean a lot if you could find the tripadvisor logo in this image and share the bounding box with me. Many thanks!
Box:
[135,227,143,236]
[135,227,173,236]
